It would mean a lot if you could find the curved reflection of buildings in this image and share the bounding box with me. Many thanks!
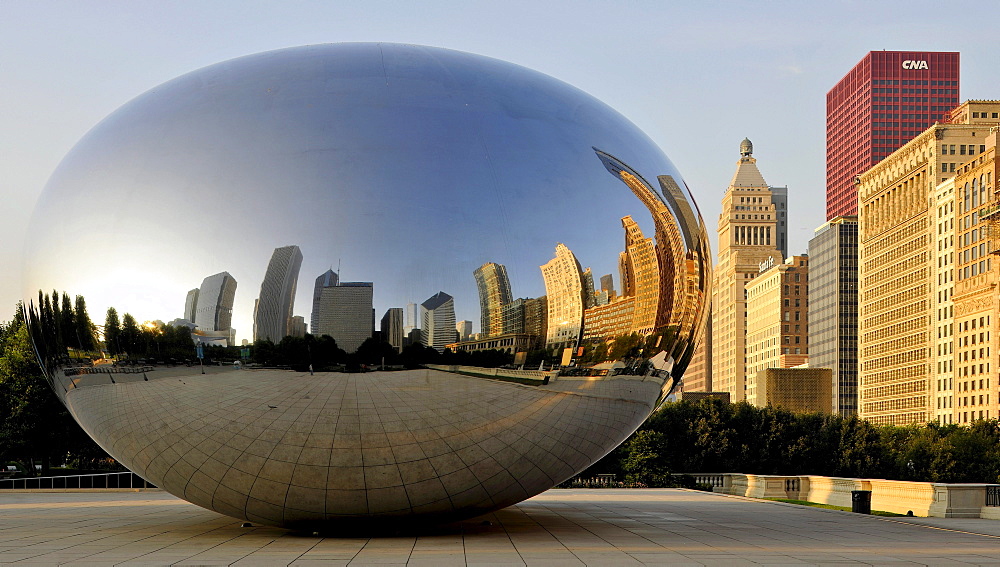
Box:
[540,243,590,352]
[474,262,513,338]
[310,269,339,335]
[192,271,237,346]
[253,245,303,343]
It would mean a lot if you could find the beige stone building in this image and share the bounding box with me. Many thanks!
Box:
[712,139,782,401]
[932,178,956,425]
[951,127,998,424]
[745,255,810,402]
[857,101,1000,426]
[748,368,833,413]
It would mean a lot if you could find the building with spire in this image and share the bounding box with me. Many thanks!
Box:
[253,245,303,343]
[712,139,783,401]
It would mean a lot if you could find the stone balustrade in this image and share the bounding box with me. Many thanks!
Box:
[690,473,1000,518]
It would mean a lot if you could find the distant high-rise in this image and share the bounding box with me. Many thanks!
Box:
[808,216,858,415]
[381,307,404,353]
[184,289,199,322]
[474,262,513,338]
[316,282,373,352]
[712,139,782,401]
[290,315,307,338]
[826,51,960,219]
[456,320,473,342]
[599,274,615,296]
[310,269,339,334]
[194,272,237,333]
[540,243,588,351]
[421,292,456,352]
[403,302,419,335]
[253,245,303,343]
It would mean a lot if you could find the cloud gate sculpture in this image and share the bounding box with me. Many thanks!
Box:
[23,43,711,529]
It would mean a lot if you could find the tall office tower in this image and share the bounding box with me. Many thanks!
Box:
[253,245,303,343]
[194,272,237,333]
[932,180,956,425]
[310,269,339,334]
[826,51,960,220]
[744,255,810,403]
[381,307,404,352]
[403,302,419,334]
[184,289,199,322]
[808,216,859,415]
[770,186,789,258]
[857,101,1000,426]
[712,139,783,402]
[421,291,456,352]
[455,320,473,342]
[290,315,307,338]
[683,315,712,392]
[500,299,525,335]
[540,243,588,351]
[951,128,998,425]
[619,215,660,335]
[599,274,615,299]
[523,296,548,348]
[473,262,513,338]
[316,282,373,352]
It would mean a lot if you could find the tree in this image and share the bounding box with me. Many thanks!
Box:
[74,295,96,352]
[104,307,121,356]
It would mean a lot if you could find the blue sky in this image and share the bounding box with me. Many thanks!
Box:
[4,0,999,328]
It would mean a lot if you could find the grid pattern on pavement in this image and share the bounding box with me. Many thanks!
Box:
[2,488,1000,565]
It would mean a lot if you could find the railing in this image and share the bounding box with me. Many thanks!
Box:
[0,472,155,490]
[785,478,801,492]
[693,474,725,488]
[987,485,1000,507]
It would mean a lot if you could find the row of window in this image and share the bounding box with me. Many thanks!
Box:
[871,80,957,86]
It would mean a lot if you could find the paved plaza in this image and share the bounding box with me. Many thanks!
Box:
[1,488,999,566]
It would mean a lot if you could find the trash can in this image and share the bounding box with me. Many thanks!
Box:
[851,490,871,514]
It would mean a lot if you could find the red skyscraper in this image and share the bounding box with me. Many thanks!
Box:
[826,51,959,219]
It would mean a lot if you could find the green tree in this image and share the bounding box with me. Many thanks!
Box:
[104,307,121,356]
[74,295,96,352]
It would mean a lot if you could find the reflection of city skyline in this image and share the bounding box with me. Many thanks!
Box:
[163,150,708,363]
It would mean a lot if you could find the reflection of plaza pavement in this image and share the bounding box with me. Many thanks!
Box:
[60,369,659,526]
[2,488,999,565]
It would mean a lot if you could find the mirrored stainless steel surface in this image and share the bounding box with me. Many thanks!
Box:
[23,43,711,528]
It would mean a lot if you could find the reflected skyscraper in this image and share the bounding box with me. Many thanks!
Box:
[404,302,419,335]
[456,320,473,341]
[193,272,237,335]
[311,269,339,335]
[540,243,588,351]
[421,291,456,352]
[317,282,374,352]
[184,288,199,322]
[474,262,513,338]
[253,245,303,343]
[381,307,404,353]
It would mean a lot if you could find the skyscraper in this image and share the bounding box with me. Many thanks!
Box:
[310,269,339,335]
[380,307,404,353]
[857,101,999,426]
[808,216,858,415]
[712,139,782,401]
[403,302,419,335]
[421,291,456,352]
[316,282,373,352]
[253,245,303,343]
[455,320,473,342]
[184,288,199,323]
[540,243,588,351]
[473,262,513,338]
[193,272,237,334]
[826,51,960,219]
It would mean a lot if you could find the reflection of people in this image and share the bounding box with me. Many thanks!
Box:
[233,360,241,370]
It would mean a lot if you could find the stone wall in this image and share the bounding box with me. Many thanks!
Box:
[691,473,1000,518]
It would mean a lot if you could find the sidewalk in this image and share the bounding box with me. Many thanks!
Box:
[1,488,998,565]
